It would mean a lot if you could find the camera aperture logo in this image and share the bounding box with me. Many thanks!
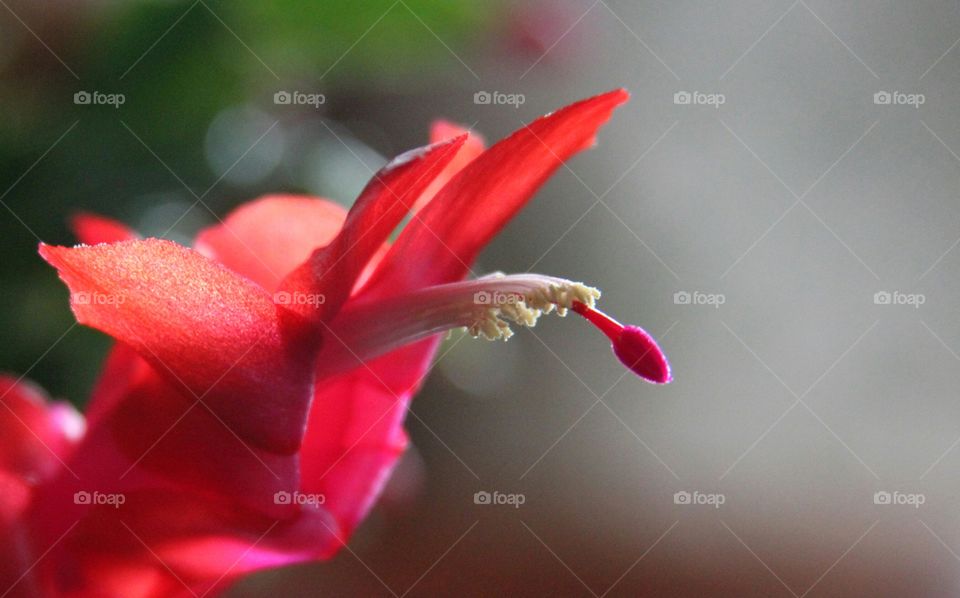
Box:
[873,290,924,308]
[673,490,725,509]
[673,290,725,309]
[874,90,924,108]
[74,490,125,508]
[274,291,326,307]
[274,90,326,108]
[473,490,525,509]
[74,91,125,109]
[873,490,924,508]
[473,290,524,306]
[274,491,325,506]
[674,90,725,108]
[473,91,526,109]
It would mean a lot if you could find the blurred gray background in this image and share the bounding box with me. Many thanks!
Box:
[4,0,960,596]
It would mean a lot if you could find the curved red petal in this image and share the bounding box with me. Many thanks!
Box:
[411,120,486,213]
[195,194,347,293]
[301,338,438,538]
[278,135,467,325]
[366,89,629,294]
[39,239,318,453]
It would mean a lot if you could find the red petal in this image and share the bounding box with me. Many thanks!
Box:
[70,212,139,245]
[67,357,300,513]
[77,346,289,512]
[0,375,83,482]
[366,89,629,294]
[39,239,317,453]
[278,136,467,324]
[411,120,486,213]
[301,337,438,538]
[23,361,307,595]
[195,195,347,293]
[82,343,152,427]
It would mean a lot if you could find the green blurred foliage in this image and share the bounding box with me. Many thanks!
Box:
[238,0,490,83]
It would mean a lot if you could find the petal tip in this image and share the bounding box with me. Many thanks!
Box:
[37,241,58,262]
[38,242,82,269]
[598,88,630,107]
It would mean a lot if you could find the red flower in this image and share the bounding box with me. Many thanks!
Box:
[1,89,669,597]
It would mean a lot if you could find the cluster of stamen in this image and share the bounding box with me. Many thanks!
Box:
[466,281,600,340]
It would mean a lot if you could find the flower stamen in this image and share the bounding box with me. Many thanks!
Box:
[465,275,599,340]
[319,273,670,385]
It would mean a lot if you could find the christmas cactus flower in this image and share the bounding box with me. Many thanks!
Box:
[1,89,669,597]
